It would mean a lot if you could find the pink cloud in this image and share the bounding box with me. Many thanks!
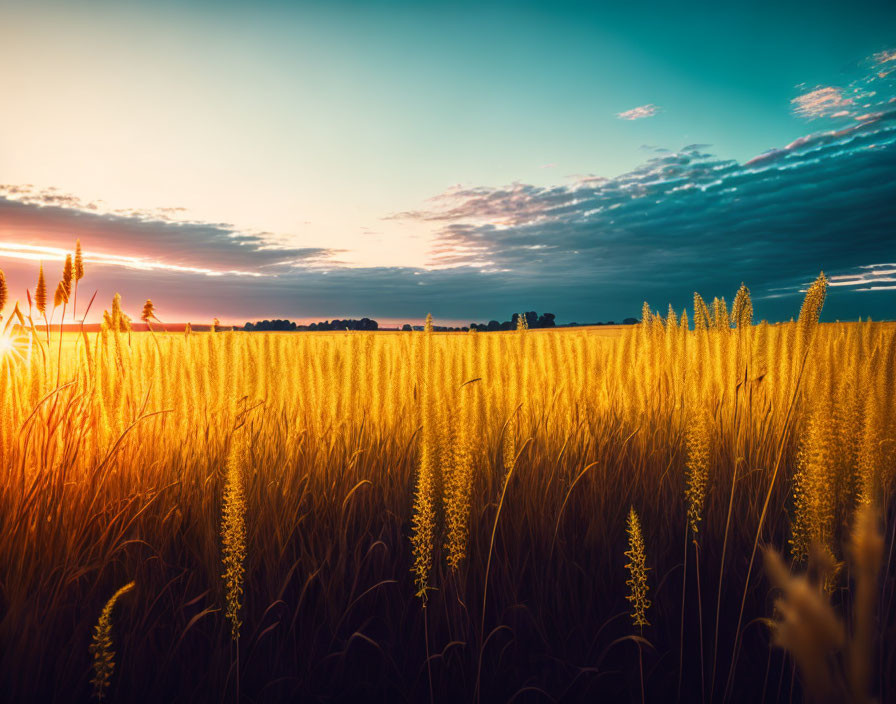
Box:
[791,86,853,119]
[616,104,659,120]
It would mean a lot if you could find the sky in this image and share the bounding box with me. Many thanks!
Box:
[0,0,894,325]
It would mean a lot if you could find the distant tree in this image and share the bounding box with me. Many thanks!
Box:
[623,317,638,325]
[536,312,555,328]
[402,324,412,331]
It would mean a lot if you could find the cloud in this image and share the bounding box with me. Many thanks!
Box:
[791,49,896,122]
[617,104,659,120]
[394,94,896,321]
[0,189,337,275]
[826,263,896,290]
[791,87,853,119]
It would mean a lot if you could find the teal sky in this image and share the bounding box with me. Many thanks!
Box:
[1,0,894,323]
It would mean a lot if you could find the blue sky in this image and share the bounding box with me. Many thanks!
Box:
[0,0,894,324]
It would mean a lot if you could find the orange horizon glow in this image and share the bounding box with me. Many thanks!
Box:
[0,242,267,279]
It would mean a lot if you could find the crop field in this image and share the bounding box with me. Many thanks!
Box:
[0,279,894,703]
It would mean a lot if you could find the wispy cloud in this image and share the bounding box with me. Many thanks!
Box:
[617,104,659,120]
[791,87,853,119]
[0,189,338,276]
[0,184,189,221]
[792,48,896,121]
[827,263,896,290]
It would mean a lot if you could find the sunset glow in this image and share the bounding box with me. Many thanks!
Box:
[0,242,267,278]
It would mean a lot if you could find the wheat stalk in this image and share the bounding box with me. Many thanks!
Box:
[222,432,247,641]
[89,581,135,702]
[625,507,651,630]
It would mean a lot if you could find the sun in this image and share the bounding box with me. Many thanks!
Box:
[0,329,30,363]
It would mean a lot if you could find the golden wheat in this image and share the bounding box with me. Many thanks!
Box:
[0,258,892,702]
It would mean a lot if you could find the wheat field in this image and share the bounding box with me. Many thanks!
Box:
[0,273,894,703]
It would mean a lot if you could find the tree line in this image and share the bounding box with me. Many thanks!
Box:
[467,311,556,332]
[244,318,379,331]
[243,312,639,332]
